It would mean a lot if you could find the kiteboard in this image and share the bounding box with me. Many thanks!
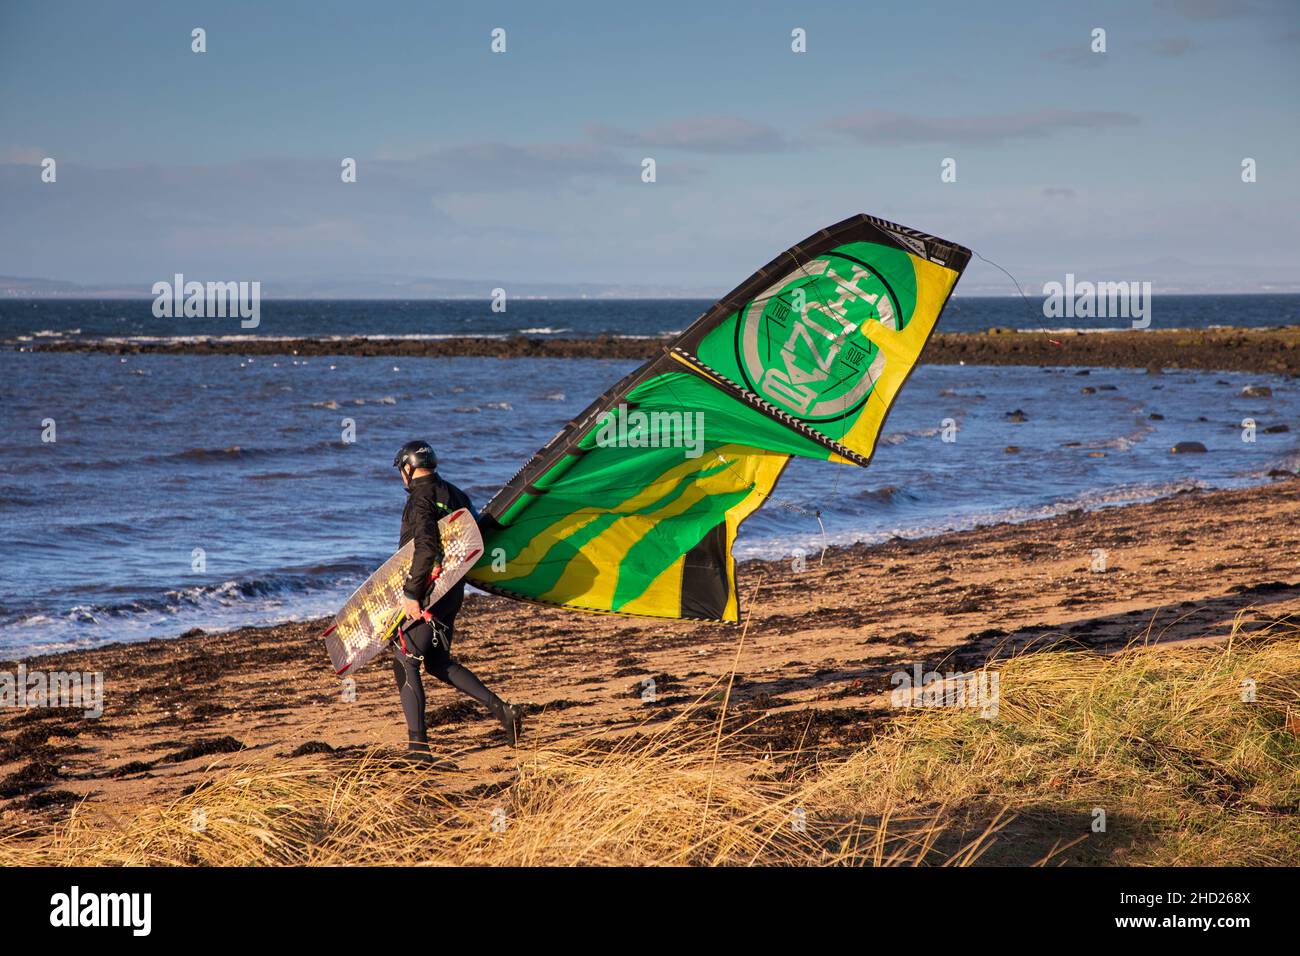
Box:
[323,507,483,675]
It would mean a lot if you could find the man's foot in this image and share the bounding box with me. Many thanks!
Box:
[497,703,525,748]
[400,742,457,770]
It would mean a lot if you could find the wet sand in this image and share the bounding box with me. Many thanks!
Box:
[16,326,1300,376]
[3,476,1298,836]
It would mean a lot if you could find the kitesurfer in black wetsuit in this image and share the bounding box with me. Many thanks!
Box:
[391,440,523,756]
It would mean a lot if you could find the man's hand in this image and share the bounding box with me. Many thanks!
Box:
[402,597,422,620]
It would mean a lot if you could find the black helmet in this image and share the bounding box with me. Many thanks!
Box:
[393,440,437,475]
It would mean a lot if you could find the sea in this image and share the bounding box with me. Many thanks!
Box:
[2,295,1297,657]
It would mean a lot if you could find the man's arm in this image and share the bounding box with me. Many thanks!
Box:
[403,493,445,604]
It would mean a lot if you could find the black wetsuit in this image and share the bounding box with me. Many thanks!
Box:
[392,473,510,749]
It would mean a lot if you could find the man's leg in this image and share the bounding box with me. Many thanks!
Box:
[423,614,524,746]
[391,626,430,753]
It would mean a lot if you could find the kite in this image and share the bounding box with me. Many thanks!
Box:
[468,214,970,622]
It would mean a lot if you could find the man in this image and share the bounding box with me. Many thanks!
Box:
[392,440,523,756]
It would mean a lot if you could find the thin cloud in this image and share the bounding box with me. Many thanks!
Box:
[0,145,48,164]
[1043,46,1104,68]
[0,140,645,283]
[402,142,629,192]
[586,116,790,154]
[1151,37,1196,55]
[826,109,1140,146]
[1155,0,1266,18]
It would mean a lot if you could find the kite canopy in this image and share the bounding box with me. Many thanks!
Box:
[468,214,970,622]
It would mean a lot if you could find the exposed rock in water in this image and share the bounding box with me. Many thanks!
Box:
[1241,385,1273,398]
[1170,441,1208,454]
[19,327,1300,376]
[1005,409,1028,422]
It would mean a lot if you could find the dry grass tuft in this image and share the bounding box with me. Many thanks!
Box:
[808,620,1300,865]
[0,719,963,867]
[3,619,1296,866]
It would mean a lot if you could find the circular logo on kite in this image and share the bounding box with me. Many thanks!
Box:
[735,254,900,422]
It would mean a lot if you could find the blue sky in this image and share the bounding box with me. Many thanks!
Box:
[1,0,1297,293]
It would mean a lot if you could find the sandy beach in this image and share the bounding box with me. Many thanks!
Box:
[4,474,1298,844]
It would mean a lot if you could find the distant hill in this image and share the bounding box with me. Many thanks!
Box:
[4,262,1297,300]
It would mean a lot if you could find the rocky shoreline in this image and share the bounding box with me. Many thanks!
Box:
[16,326,1300,375]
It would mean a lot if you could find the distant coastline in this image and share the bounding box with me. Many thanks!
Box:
[15,326,1300,376]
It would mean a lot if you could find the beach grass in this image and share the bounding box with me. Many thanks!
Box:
[2,620,1296,866]
[806,617,1300,865]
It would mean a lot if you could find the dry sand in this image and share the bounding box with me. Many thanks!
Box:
[3,476,1298,838]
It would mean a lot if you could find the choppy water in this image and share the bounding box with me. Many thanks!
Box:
[3,293,1299,345]
[1,345,1295,658]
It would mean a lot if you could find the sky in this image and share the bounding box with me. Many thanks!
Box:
[1,0,1298,294]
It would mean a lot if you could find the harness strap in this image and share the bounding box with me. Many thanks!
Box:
[396,609,435,660]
